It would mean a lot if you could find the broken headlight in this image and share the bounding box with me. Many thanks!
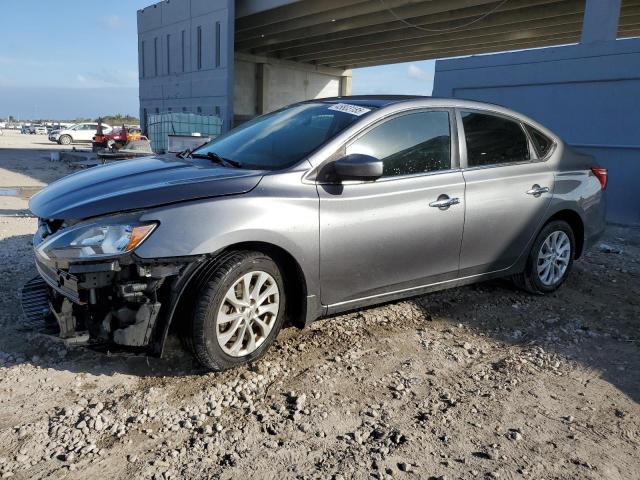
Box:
[36,221,157,260]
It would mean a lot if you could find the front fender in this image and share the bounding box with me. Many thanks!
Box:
[135,170,321,319]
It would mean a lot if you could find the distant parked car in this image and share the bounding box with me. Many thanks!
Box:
[21,125,32,134]
[49,123,112,145]
[32,125,48,135]
[93,125,143,150]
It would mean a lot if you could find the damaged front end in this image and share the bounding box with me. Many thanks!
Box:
[21,215,193,355]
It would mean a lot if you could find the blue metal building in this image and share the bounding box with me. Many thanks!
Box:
[433,0,640,225]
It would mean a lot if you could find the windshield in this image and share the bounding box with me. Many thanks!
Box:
[192,102,374,170]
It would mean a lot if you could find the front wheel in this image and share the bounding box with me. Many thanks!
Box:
[58,135,72,145]
[513,220,575,294]
[187,251,286,371]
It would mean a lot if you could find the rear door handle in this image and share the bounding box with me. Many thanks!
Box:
[429,196,460,209]
[526,185,550,197]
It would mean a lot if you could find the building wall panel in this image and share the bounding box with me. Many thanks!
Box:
[433,38,640,225]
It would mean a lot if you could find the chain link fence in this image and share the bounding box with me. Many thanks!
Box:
[147,112,223,153]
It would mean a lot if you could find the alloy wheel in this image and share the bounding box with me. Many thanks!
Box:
[216,270,280,357]
[536,230,571,286]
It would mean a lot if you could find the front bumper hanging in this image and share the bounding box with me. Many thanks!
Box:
[20,254,184,353]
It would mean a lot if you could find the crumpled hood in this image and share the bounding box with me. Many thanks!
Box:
[29,155,264,220]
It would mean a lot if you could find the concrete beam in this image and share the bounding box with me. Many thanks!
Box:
[581,0,622,43]
[347,26,640,67]
[325,30,585,68]
[235,0,499,46]
[236,0,302,19]
[287,4,594,63]
[253,0,576,57]
[235,52,350,77]
[317,21,587,67]
[304,7,640,65]
[237,0,366,31]
[315,7,640,67]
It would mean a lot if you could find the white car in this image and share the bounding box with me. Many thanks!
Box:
[50,123,112,145]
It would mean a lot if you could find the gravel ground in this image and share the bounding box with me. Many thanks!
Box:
[0,131,638,479]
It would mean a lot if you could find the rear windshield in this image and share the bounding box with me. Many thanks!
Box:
[193,102,375,170]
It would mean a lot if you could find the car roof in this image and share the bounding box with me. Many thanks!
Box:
[308,95,519,112]
[309,95,426,108]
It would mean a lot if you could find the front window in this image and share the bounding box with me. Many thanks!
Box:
[346,110,451,177]
[193,102,374,170]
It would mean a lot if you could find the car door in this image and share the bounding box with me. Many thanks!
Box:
[77,124,95,141]
[457,109,554,277]
[71,124,87,141]
[318,109,466,309]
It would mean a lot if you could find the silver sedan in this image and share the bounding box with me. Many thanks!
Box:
[28,96,606,371]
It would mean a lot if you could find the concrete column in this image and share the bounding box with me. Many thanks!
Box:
[339,71,353,96]
[256,62,270,115]
[581,0,622,43]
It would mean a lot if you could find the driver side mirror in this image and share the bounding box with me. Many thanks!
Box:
[334,154,383,181]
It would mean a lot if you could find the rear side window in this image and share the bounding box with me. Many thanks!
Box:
[346,111,451,177]
[461,111,530,167]
[525,124,553,158]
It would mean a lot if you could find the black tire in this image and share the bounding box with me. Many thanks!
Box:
[513,220,575,294]
[187,251,286,371]
[59,135,72,145]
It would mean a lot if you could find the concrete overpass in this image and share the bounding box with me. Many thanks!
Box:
[235,0,640,68]
[139,0,639,128]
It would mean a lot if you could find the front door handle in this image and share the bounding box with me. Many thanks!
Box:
[526,185,550,197]
[429,196,460,209]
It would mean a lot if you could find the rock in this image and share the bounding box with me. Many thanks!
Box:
[507,429,523,441]
[128,454,137,463]
[94,418,104,431]
[398,462,413,472]
[599,243,622,254]
[299,422,311,433]
[293,393,307,411]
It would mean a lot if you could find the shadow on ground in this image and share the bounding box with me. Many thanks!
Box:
[1,228,638,403]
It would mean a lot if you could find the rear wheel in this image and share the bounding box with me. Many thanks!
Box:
[187,251,286,371]
[59,135,72,145]
[513,220,575,294]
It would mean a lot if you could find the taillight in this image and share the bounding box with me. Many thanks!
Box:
[591,166,608,190]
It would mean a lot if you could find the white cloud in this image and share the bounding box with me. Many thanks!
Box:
[407,64,433,82]
[0,55,60,67]
[100,14,125,30]
[76,69,138,87]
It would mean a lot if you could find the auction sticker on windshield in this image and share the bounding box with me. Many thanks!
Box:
[328,103,371,116]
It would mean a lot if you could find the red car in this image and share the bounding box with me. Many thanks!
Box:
[93,125,143,151]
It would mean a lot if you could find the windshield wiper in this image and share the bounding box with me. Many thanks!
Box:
[191,151,242,168]
[176,148,192,159]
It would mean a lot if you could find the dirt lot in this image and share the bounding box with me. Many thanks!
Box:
[0,130,638,479]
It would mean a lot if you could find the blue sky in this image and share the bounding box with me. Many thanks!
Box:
[0,1,434,120]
